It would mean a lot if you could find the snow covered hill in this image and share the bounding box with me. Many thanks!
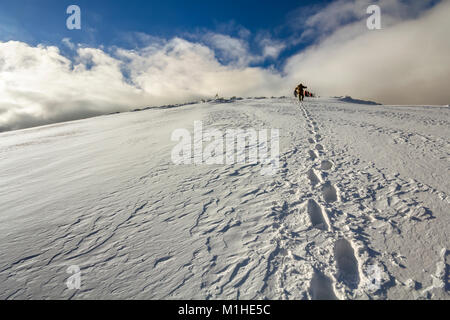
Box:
[0,97,448,300]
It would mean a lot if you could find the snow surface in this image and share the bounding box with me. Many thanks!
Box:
[0,97,448,300]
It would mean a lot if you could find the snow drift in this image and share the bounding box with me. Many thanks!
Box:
[0,97,448,299]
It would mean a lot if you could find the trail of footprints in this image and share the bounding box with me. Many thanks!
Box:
[300,105,361,299]
[262,103,365,299]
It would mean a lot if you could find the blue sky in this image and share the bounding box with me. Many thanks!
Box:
[0,0,441,70]
[1,0,449,132]
[0,0,332,67]
[0,0,328,40]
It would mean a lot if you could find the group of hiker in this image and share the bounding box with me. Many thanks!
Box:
[294,83,315,102]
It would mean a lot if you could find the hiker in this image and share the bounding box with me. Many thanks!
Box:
[294,83,307,102]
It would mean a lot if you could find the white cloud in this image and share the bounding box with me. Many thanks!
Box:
[203,33,253,67]
[201,32,286,66]
[0,38,284,132]
[257,35,286,60]
[285,0,450,105]
[301,0,436,39]
[0,41,149,131]
[62,38,75,50]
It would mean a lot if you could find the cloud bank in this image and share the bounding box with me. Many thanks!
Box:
[1,0,449,132]
[285,0,450,105]
[0,38,284,131]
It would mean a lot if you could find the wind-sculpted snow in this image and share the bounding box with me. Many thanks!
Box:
[0,97,448,299]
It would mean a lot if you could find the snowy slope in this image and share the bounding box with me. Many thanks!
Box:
[0,97,448,300]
